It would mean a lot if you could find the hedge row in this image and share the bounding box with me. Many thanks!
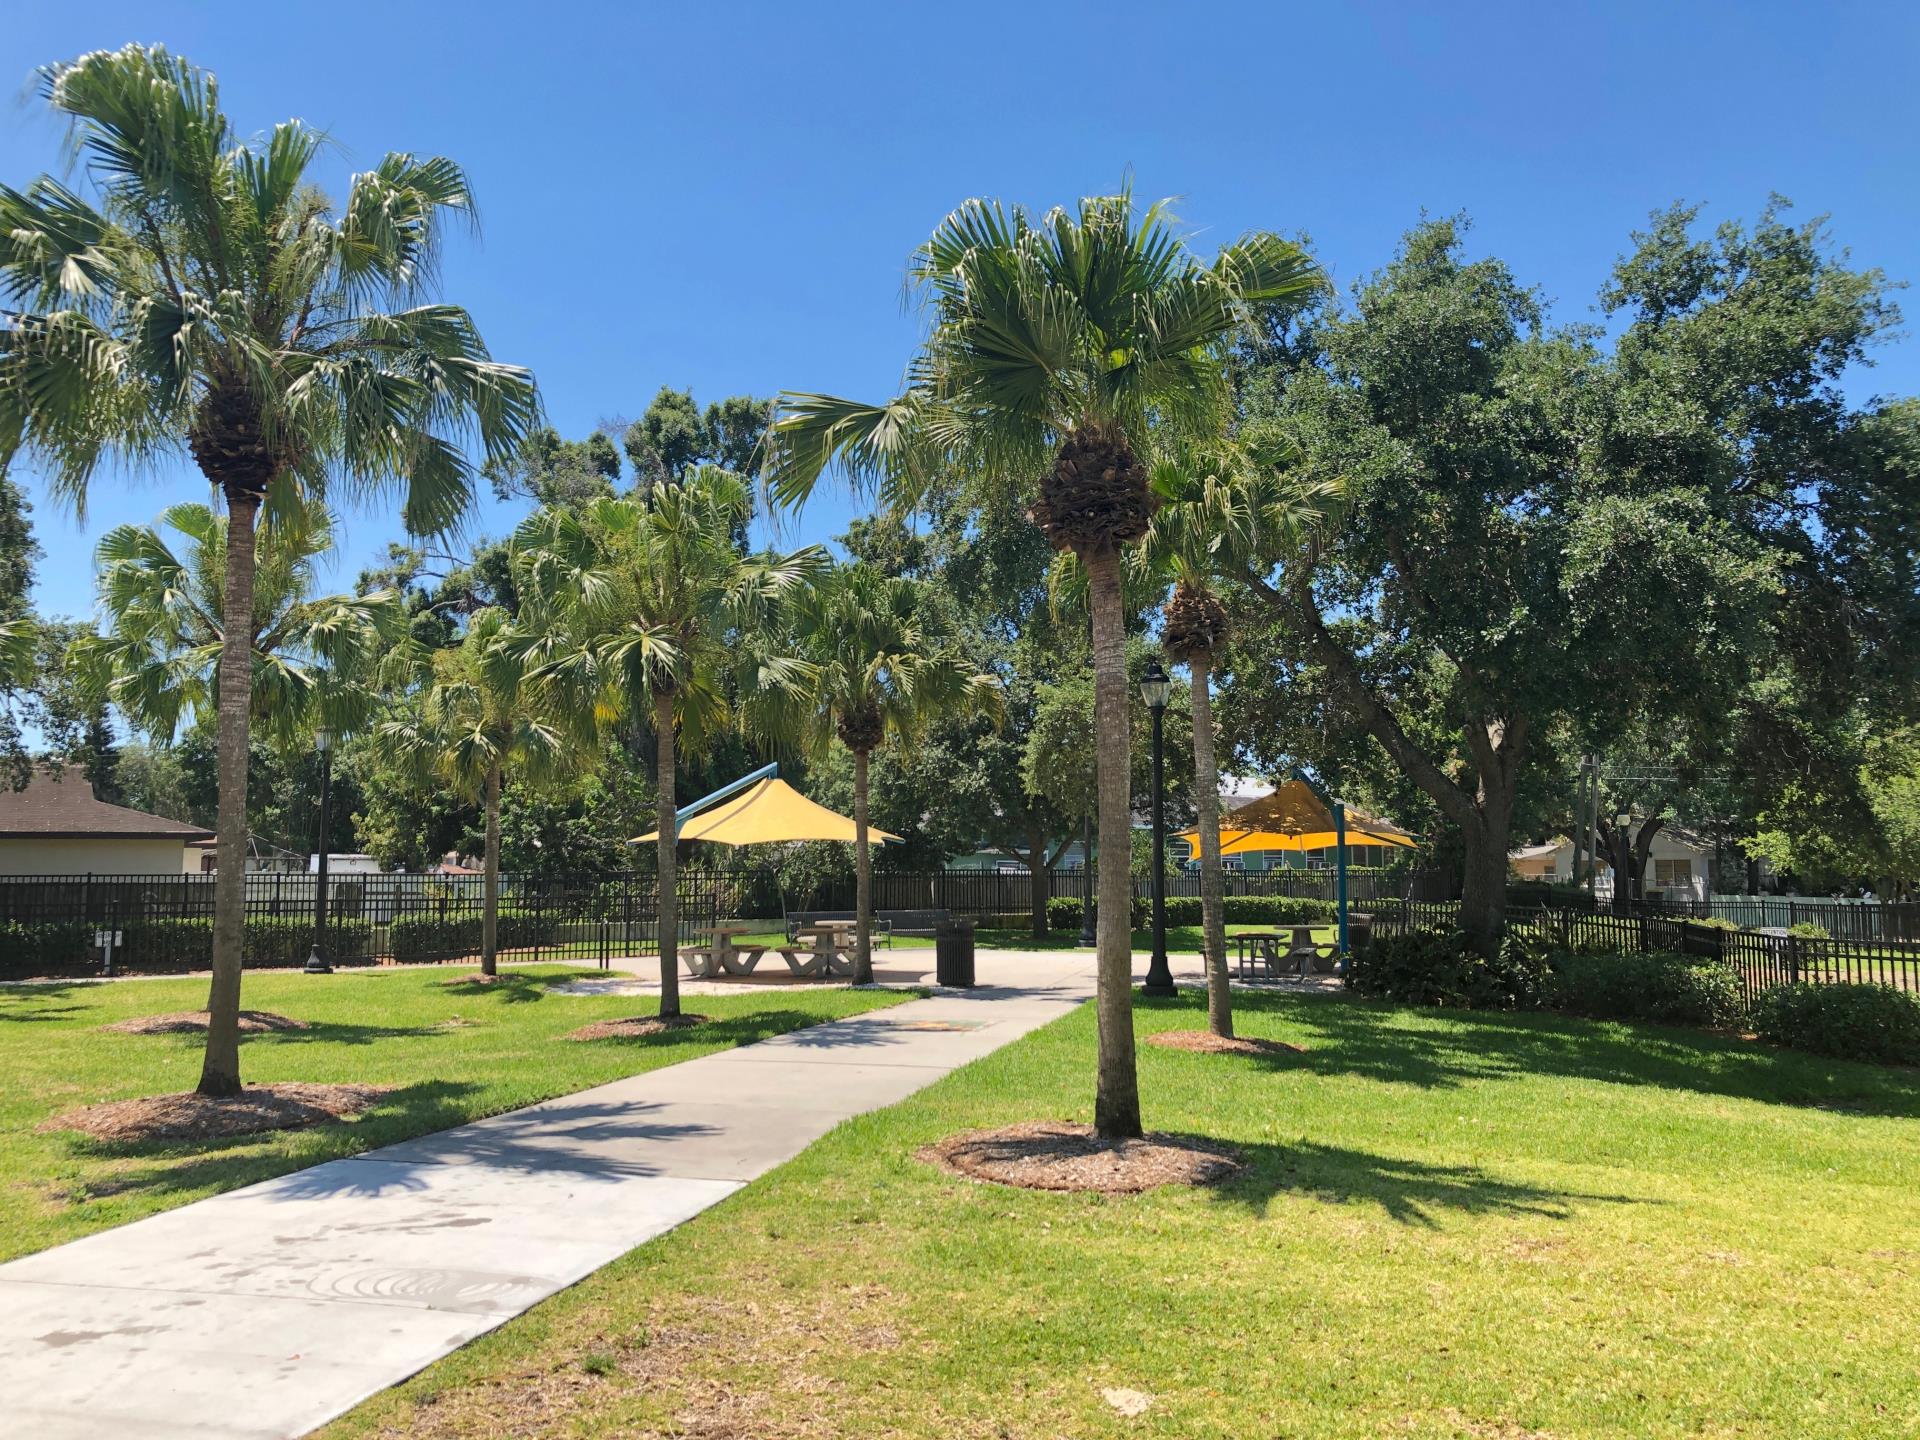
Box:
[1752,983,1920,1065]
[387,910,558,965]
[0,915,377,980]
[1347,926,1920,1064]
[1044,893,1338,932]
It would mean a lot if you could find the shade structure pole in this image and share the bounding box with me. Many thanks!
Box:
[673,761,779,833]
[1335,799,1350,956]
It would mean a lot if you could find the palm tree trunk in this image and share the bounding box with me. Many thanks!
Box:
[197,490,260,1098]
[852,747,874,985]
[1190,650,1232,1039]
[1084,544,1142,1140]
[481,761,501,978]
[653,692,681,1018]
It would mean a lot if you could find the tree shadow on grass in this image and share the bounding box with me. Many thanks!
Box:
[0,994,91,1023]
[57,1079,491,1208]
[577,1009,853,1052]
[436,971,558,1004]
[1208,1137,1651,1229]
[1172,990,1920,1113]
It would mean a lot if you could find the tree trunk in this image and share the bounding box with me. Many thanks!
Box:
[1189,651,1232,1039]
[653,691,681,1018]
[196,490,260,1099]
[481,761,501,978]
[852,746,875,985]
[1458,759,1518,956]
[1084,543,1142,1140]
[1028,818,1050,939]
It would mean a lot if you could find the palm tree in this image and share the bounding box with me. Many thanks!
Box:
[765,192,1322,1137]
[0,46,535,1096]
[511,471,822,1016]
[72,497,400,745]
[1138,449,1349,1039]
[782,564,998,984]
[373,608,569,977]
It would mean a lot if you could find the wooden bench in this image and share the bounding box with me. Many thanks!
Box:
[784,908,952,947]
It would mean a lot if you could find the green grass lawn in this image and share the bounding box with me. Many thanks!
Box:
[0,966,908,1263]
[324,989,1920,1439]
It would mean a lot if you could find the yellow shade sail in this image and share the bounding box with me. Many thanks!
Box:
[631,777,900,847]
[1173,779,1416,858]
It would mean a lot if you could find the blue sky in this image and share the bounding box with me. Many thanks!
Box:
[4,0,1916,621]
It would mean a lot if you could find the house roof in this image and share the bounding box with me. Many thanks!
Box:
[0,769,214,841]
[1509,840,1568,861]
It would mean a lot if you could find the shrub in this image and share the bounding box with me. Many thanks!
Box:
[1345,927,1550,1010]
[1786,921,1831,940]
[1546,950,1746,1028]
[387,910,555,965]
[1752,983,1920,1065]
[1045,895,1147,933]
[0,919,97,979]
[1681,915,1741,931]
[0,916,378,977]
[120,916,378,971]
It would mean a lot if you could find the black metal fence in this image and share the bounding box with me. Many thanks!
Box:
[1370,898,1920,1001]
[0,872,718,978]
[767,864,1437,928]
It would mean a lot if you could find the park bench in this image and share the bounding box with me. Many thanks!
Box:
[784,907,951,947]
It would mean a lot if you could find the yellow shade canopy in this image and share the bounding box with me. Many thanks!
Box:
[1174,779,1416,857]
[631,777,900,847]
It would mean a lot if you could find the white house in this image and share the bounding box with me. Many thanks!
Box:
[0,769,213,875]
[1509,830,1714,901]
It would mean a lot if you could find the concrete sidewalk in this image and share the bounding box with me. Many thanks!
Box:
[0,953,1096,1440]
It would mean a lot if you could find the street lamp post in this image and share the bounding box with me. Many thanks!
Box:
[304,727,334,975]
[1139,658,1175,997]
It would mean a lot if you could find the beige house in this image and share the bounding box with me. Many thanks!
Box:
[0,769,213,876]
[1509,831,1713,901]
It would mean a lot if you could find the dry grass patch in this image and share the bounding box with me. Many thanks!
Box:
[43,1082,393,1142]
[361,1284,903,1439]
[567,1014,711,1042]
[101,1009,309,1036]
[919,1120,1243,1194]
[1144,1028,1305,1057]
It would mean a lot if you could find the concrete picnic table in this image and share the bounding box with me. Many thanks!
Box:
[1233,926,1322,979]
[685,921,857,980]
[789,920,858,979]
[687,925,755,978]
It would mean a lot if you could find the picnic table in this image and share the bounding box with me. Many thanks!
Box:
[1233,926,1330,979]
[685,921,858,980]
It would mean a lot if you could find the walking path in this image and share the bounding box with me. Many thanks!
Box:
[0,951,1102,1440]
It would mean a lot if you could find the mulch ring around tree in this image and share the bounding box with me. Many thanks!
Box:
[1144,1029,1307,1058]
[101,1010,310,1036]
[41,1083,394,1143]
[919,1121,1244,1195]
[567,1014,712,1042]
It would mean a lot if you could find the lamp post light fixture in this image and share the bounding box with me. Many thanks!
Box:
[304,726,334,975]
[1138,658,1175,997]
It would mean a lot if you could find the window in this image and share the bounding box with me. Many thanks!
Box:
[1653,858,1695,890]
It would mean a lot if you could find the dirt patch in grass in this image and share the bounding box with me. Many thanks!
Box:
[567,1014,712,1042]
[42,1083,394,1142]
[361,1282,901,1439]
[1145,1028,1306,1058]
[101,1009,309,1036]
[919,1121,1243,1194]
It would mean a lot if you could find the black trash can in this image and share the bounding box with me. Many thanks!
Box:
[935,917,976,987]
